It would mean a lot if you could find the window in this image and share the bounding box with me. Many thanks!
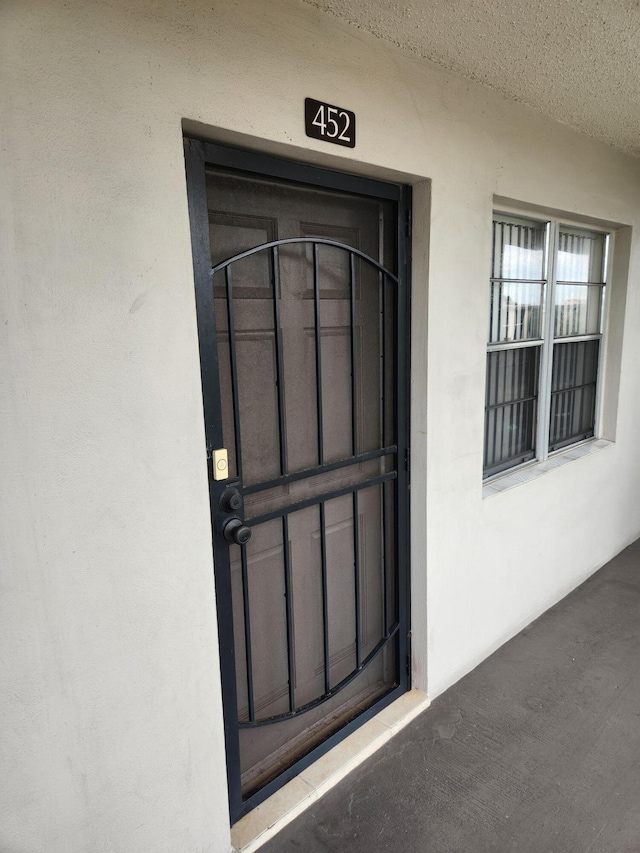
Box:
[484,211,609,479]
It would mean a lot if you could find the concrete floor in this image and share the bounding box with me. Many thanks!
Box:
[262,538,640,853]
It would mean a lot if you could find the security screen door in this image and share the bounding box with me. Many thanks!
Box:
[184,139,410,822]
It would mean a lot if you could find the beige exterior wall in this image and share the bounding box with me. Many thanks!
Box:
[1,0,639,850]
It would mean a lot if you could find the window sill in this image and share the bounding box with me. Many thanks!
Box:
[482,438,612,498]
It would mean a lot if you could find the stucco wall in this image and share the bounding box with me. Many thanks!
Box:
[1,0,640,851]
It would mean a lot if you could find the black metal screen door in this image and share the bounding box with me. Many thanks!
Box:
[184,139,410,822]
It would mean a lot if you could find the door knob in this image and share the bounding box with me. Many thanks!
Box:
[222,517,252,545]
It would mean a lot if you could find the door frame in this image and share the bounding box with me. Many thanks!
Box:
[183,136,412,822]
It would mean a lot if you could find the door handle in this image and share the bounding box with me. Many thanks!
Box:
[222,517,252,546]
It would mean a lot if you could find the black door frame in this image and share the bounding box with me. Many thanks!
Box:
[183,136,412,823]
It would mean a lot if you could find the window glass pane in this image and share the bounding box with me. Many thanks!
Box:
[493,216,545,280]
[556,229,605,283]
[549,340,599,450]
[551,339,599,392]
[484,347,539,475]
[486,347,539,407]
[484,401,537,476]
[549,386,596,450]
[489,281,543,343]
[554,284,603,337]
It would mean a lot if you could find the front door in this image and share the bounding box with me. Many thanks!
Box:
[184,139,411,822]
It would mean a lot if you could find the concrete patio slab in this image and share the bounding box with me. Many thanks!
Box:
[262,537,640,853]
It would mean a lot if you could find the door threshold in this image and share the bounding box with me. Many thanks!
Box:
[230,689,430,853]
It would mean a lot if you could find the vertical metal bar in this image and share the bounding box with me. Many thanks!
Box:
[572,344,580,438]
[569,341,577,388]
[272,246,287,475]
[502,343,508,415]
[240,546,255,722]
[509,224,514,276]
[487,281,499,344]
[282,514,295,713]
[525,347,531,397]
[498,358,506,464]
[379,271,386,447]
[490,221,496,342]
[557,284,563,337]
[319,502,330,694]
[484,360,490,469]
[352,491,362,668]
[517,280,523,339]
[592,338,601,433]
[381,481,389,638]
[508,351,514,459]
[225,266,243,481]
[350,252,358,455]
[515,350,521,453]
[511,401,517,458]
[508,402,514,460]
[491,219,497,278]
[492,352,499,465]
[313,244,324,466]
[492,406,499,469]
[563,343,571,441]
[520,349,527,450]
[484,358,490,468]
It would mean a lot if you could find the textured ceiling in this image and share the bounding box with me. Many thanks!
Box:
[303,0,640,157]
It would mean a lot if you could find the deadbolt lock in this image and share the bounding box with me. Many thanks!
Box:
[220,487,243,513]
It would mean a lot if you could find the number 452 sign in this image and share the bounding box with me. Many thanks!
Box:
[305,98,356,149]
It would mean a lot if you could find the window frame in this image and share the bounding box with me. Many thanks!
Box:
[484,206,611,482]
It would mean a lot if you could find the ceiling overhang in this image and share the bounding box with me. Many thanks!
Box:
[304,0,640,157]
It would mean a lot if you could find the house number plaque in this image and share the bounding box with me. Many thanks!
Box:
[305,98,356,148]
